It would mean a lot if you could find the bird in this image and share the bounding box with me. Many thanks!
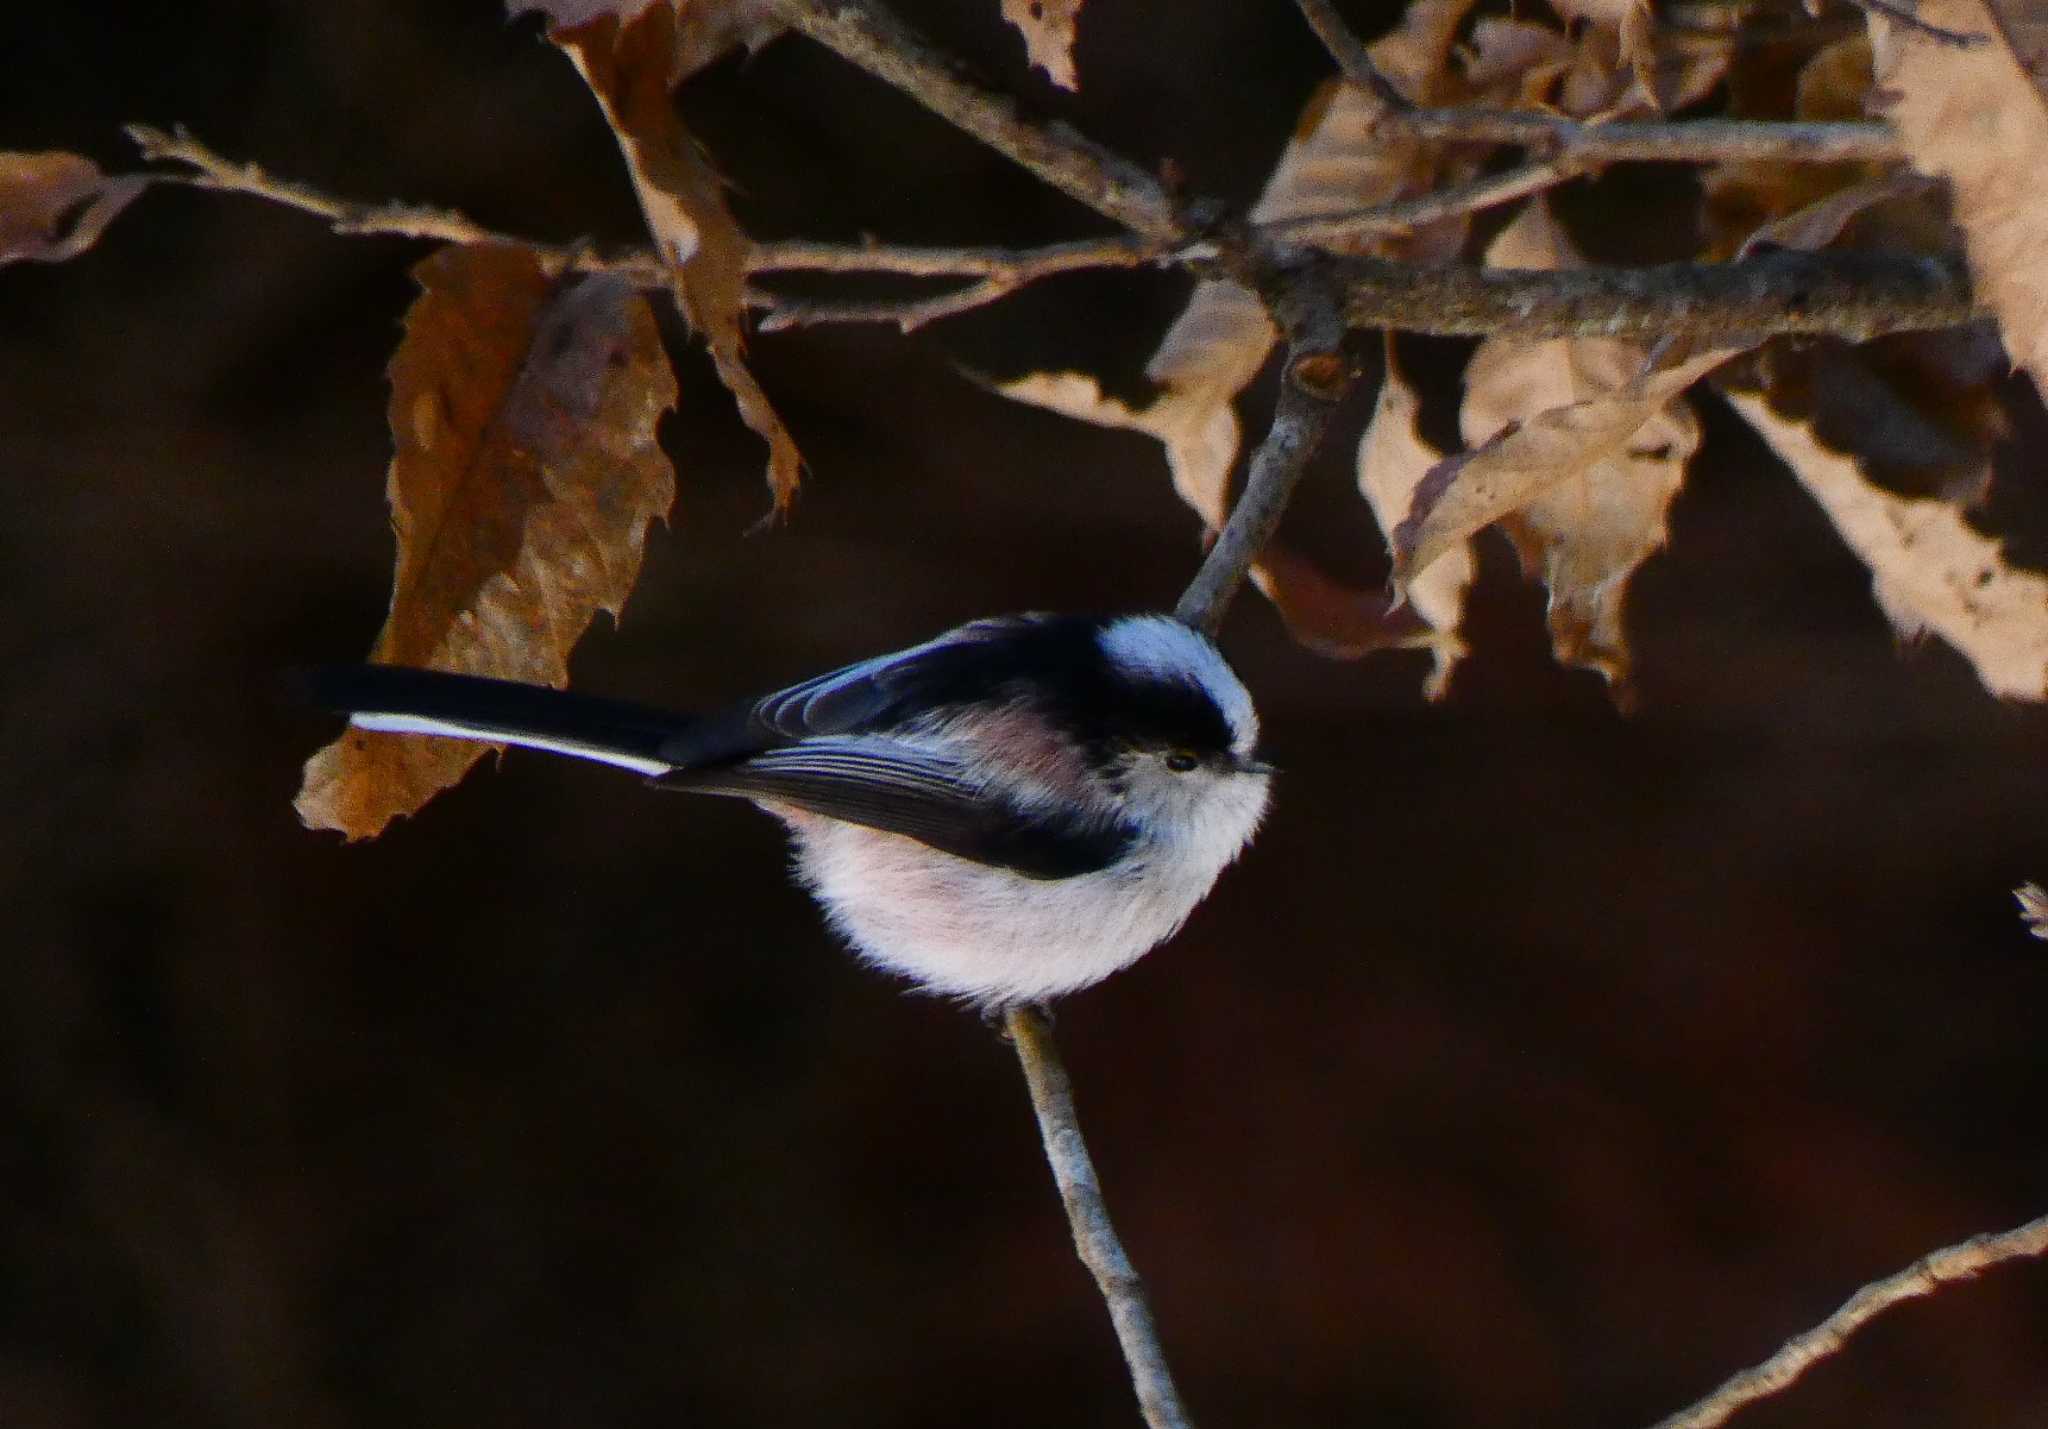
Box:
[309,612,1272,1008]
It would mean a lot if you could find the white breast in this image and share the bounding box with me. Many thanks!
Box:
[769,766,1268,1007]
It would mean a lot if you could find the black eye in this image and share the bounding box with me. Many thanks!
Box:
[1163,751,1199,773]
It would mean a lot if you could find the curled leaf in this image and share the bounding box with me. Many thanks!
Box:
[1872,0,2048,401]
[296,245,679,838]
[1356,345,1471,697]
[1395,203,1736,686]
[556,6,801,511]
[1729,391,2048,701]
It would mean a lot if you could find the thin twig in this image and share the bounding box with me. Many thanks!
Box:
[751,233,1162,277]
[1266,157,1586,248]
[1332,248,1975,341]
[1651,1210,2048,1429]
[126,123,667,283]
[749,233,1168,331]
[1292,0,1412,111]
[776,0,1183,240]
[1379,111,1902,164]
[1005,1006,1194,1429]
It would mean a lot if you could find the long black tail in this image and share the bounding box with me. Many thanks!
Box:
[305,666,701,776]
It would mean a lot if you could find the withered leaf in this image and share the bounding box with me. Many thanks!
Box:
[556,6,801,511]
[0,151,147,266]
[1357,342,1471,698]
[1872,0,2048,401]
[1729,390,2048,701]
[296,244,679,839]
[1001,0,1085,91]
[1395,202,1735,686]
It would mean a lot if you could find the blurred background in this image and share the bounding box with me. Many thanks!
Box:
[6,2,2048,1426]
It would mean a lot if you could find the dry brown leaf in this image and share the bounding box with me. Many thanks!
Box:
[0,151,147,266]
[1871,0,2048,399]
[556,6,801,511]
[1394,203,1735,684]
[1000,0,1084,91]
[993,0,1481,664]
[1728,391,2048,700]
[1357,344,1471,697]
[296,245,679,839]
[1702,35,1882,259]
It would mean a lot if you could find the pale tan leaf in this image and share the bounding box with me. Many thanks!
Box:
[558,7,801,511]
[0,151,147,265]
[1737,173,1937,258]
[994,364,1244,529]
[990,0,1476,658]
[296,245,679,839]
[1729,390,2048,700]
[1357,349,1471,697]
[1000,0,1083,91]
[1871,0,2048,399]
[1395,203,1735,684]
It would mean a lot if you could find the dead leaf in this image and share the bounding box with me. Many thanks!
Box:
[1728,390,2048,701]
[991,0,1484,670]
[1394,202,1735,685]
[296,245,679,838]
[1871,0,2048,401]
[0,151,147,265]
[1001,0,1084,91]
[1356,342,1471,697]
[556,6,801,511]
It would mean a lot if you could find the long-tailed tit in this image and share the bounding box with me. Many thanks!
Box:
[310,613,1272,1008]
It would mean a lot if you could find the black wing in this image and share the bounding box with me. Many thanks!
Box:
[659,736,1133,879]
[654,614,1070,767]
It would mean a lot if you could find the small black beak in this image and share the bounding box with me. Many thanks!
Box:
[1236,753,1277,776]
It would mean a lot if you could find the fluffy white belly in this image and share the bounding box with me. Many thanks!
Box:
[777,813,1214,1006]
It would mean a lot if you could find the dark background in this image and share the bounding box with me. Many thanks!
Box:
[6,3,2048,1426]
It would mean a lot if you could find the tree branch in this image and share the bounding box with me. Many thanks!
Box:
[1005,1006,1195,1429]
[1378,111,1902,165]
[1651,1210,2048,1429]
[751,233,1162,277]
[776,0,1183,240]
[1266,156,1586,248]
[1333,249,1975,341]
[1293,0,1412,111]
[1175,331,1354,634]
[126,124,667,283]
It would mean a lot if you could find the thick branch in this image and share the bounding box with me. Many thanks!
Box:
[777,0,1182,240]
[1006,1006,1194,1429]
[1334,250,1974,341]
[1652,1210,2048,1429]
[1178,275,1354,635]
